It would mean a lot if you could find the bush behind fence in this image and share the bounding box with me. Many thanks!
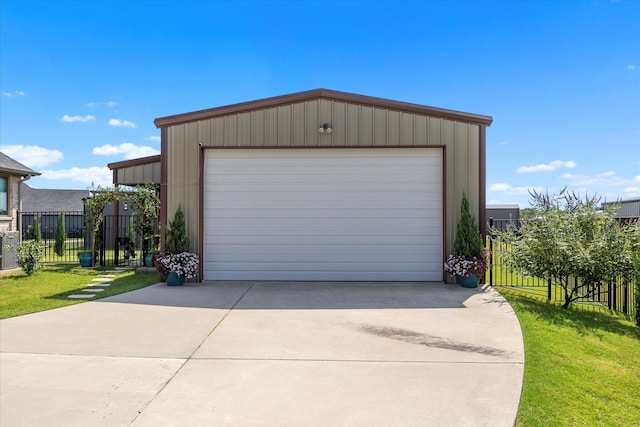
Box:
[488,218,637,318]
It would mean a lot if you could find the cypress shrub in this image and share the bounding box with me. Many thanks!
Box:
[54,212,66,256]
[29,215,42,242]
[165,204,191,254]
[453,192,483,258]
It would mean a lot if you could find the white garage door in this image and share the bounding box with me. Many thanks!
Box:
[204,148,443,281]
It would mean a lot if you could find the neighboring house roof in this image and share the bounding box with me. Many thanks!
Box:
[0,152,41,177]
[20,183,90,212]
[487,204,520,210]
[154,88,494,128]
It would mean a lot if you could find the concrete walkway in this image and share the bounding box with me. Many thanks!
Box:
[0,282,524,426]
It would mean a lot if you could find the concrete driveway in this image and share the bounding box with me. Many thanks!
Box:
[1,281,524,426]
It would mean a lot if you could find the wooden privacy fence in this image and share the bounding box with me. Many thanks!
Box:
[487,218,637,318]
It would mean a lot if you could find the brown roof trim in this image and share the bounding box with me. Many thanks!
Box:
[107,155,161,171]
[154,88,493,128]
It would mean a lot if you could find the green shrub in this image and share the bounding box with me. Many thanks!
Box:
[16,240,47,275]
[453,192,483,258]
[29,215,42,242]
[54,212,66,256]
[165,204,191,254]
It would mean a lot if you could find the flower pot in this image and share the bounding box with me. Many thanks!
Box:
[144,253,154,268]
[458,274,480,288]
[166,271,185,286]
[78,253,93,267]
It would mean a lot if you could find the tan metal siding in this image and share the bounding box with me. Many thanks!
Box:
[166,123,200,256]
[163,97,484,280]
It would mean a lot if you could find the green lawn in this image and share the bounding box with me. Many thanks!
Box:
[496,287,640,427]
[0,264,161,319]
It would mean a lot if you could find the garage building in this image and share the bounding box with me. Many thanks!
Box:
[153,89,492,282]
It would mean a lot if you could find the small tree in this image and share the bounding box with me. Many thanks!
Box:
[453,192,484,259]
[29,215,42,242]
[165,204,191,254]
[54,212,66,256]
[497,189,637,309]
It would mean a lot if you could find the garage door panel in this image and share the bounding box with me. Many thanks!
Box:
[207,191,441,205]
[206,208,439,219]
[205,221,441,236]
[206,244,441,263]
[206,269,442,282]
[204,234,434,245]
[206,182,436,193]
[204,148,443,281]
[206,261,444,272]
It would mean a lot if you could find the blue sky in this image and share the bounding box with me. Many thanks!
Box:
[1,0,638,207]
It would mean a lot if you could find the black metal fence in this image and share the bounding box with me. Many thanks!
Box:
[488,218,638,318]
[19,212,148,267]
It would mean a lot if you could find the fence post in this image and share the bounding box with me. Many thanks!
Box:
[547,278,552,301]
[489,217,493,286]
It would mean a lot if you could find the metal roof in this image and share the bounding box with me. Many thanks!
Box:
[154,88,494,128]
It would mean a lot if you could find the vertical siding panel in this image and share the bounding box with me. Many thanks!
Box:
[292,103,305,147]
[373,108,387,146]
[332,101,346,147]
[237,112,251,147]
[318,99,332,148]
[346,103,360,147]
[251,110,265,147]
[400,112,415,146]
[415,115,428,146]
[265,107,278,147]
[198,119,211,147]
[360,106,373,146]
[277,105,291,147]
[223,115,238,147]
[428,117,442,145]
[387,110,400,146]
[305,100,319,147]
[211,117,224,148]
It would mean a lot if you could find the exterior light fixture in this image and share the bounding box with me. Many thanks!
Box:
[318,123,333,134]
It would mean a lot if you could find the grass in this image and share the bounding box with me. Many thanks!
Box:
[496,287,640,427]
[0,264,161,319]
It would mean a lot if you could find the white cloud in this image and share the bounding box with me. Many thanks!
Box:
[40,167,112,187]
[628,65,638,71]
[145,136,161,142]
[517,160,577,173]
[0,144,63,169]
[3,90,26,97]
[62,114,95,123]
[87,101,119,108]
[108,118,136,128]
[92,143,160,159]
[488,183,543,195]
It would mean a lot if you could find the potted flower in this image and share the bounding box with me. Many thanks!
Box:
[444,251,489,287]
[446,192,487,288]
[155,204,199,285]
[155,251,199,286]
